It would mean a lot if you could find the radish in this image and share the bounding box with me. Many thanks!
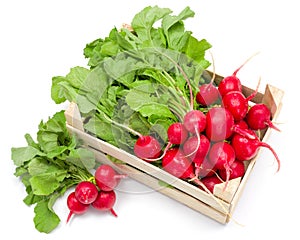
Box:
[205,107,256,142]
[134,122,189,162]
[183,134,210,160]
[208,142,235,188]
[162,148,218,190]
[219,160,245,181]
[181,110,207,176]
[140,120,190,162]
[222,77,261,121]
[218,52,259,97]
[162,147,229,216]
[66,192,89,223]
[234,120,249,130]
[246,103,280,131]
[182,134,210,177]
[231,130,280,172]
[134,135,162,160]
[75,181,98,205]
[205,107,233,141]
[167,122,188,145]
[196,81,219,106]
[100,111,163,160]
[95,165,127,192]
[162,148,194,179]
[183,110,206,134]
[200,175,223,193]
[196,52,220,106]
[92,190,118,217]
[218,73,242,98]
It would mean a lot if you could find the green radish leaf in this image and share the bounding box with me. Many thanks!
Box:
[66,148,96,171]
[131,6,172,43]
[11,146,45,167]
[34,200,60,234]
[29,169,67,196]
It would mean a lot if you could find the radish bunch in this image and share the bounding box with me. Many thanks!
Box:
[133,54,281,193]
[66,164,126,223]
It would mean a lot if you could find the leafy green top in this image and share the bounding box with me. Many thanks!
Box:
[11,111,96,233]
[51,6,212,152]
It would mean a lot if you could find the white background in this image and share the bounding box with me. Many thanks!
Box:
[0,0,298,239]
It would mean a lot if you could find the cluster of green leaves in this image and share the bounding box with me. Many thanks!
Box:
[11,111,96,233]
[51,6,212,153]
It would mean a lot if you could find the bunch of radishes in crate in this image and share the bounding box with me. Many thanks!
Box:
[133,56,280,193]
[10,5,282,233]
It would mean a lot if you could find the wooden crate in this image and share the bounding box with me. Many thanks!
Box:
[64,73,284,224]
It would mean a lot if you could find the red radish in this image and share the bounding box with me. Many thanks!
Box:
[134,135,162,160]
[235,120,249,130]
[75,181,98,205]
[205,107,234,141]
[198,157,217,178]
[183,110,206,134]
[208,142,235,188]
[231,130,280,172]
[182,134,210,177]
[92,190,118,217]
[196,82,219,106]
[102,114,163,161]
[222,77,261,121]
[196,52,220,106]
[222,91,249,121]
[181,110,207,176]
[218,52,259,97]
[218,74,242,98]
[140,122,189,162]
[95,165,127,192]
[162,148,194,179]
[219,160,245,181]
[200,175,223,193]
[246,103,280,131]
[183,134,210,160]
[167,122,188,145]
[206,107,256,142]
[66,192,89,223]
[162,147,229,215]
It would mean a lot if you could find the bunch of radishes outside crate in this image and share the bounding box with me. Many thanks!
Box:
[66,164,126,223]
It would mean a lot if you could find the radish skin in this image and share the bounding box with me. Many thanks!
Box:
[231,131,280,172]
[95,165,127,191]
[134,135,162,160]
[246,103,281,131]
[92,190,118,217]
[75,181,98,205]
[66,192,89,223]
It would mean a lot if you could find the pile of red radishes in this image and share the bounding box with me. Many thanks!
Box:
[133,55,280,193]
[66,164,126,223]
